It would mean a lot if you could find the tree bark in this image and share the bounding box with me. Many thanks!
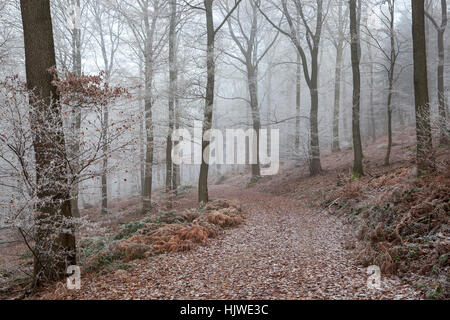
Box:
[142,2,156,213]
[331,0,348,152]
[332,45,343,152]
[247,66,261,178]
[101,102,108,215]
[198,0,215,204]
[412,0,434,174]
[70,0,81,218]
[173,77,181,190]
[138,75,145,197]
[384,1,396,166]
[437,0,448,144]
[295,53,301,158]
[166,0,177,193]
[350,0,364,177]
[309,64,322,176]
[385,87,393,166]
[20,0,76,285]
[367,42,376,142]
[426,0,448,144]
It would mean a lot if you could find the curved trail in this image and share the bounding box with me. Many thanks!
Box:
[45,186,421,300]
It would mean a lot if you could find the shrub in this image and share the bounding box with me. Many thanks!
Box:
[81,199,245,274]
[114,221,146,241]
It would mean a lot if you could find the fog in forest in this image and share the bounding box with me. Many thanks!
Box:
[0,0,448,301]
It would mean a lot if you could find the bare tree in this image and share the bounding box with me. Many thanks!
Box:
[89,0,124,215]
[411,0,434,174]
[166,0,178,194]
[295,47,302,159]
[193,0,242,204]
[326,0,349,152]
[69,0,82,218]
[364,0,406,166]
[115,0,169,212]
[382,0,397,166]
[259,0,326,176]
[51,0,88,218]
[221,0,279,179]
[425,0,448,144]
[350,0,364,177]
[366,21,377,143]
[20,0,76,284]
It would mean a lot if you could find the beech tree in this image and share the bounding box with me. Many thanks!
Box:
[425,0,448,145]
[381,0,398,166]
[89,0,124,215]
[411,0,434,174]
[350,0,364,177]
[69,0,82,218]
[194,0,242,204]
[364,0,406,166]
[326,0,349,153]
[0,70,131,286]
[20,0,76,284]
[221,0,279,179]
[114,0,169,212]
[260,0,326,176]
[365,16,377,143]
[166,0,178,194]
[51,0,86,218]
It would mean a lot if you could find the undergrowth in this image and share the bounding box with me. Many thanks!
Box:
[322,158,450,300]
[79,199,245,274]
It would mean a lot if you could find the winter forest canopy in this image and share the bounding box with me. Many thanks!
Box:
[0,0,449,301]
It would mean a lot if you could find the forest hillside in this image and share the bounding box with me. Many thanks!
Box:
[0,0,449,303]
[1,127,447,300]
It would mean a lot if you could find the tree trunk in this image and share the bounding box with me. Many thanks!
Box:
[385,87,393,166]
[139,85,145,197]
[368,43,376,142]
[342,68,349,145]
[411,0,434,174]
[142,4,156,213]
[279,0,323,175]
[295,53,301,159]
[332,45,343,152]
[173,79,181,190]
[166,0,177,193]
[350,0,364,177]
[247,66,261,178]
[94,4,113,216]
[20,0,76,285]
[437,0,448,144]
[69,0,81,218]
[309,49,322,176]
[385,1,396,166]
[198,0,215,204]
[101,103,108,215]
[142,72,154,212]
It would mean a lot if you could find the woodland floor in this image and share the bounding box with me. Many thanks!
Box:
[28,128,431,300]
[38,186,422,300]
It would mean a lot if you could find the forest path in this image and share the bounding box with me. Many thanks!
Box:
[53,184,421,300]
